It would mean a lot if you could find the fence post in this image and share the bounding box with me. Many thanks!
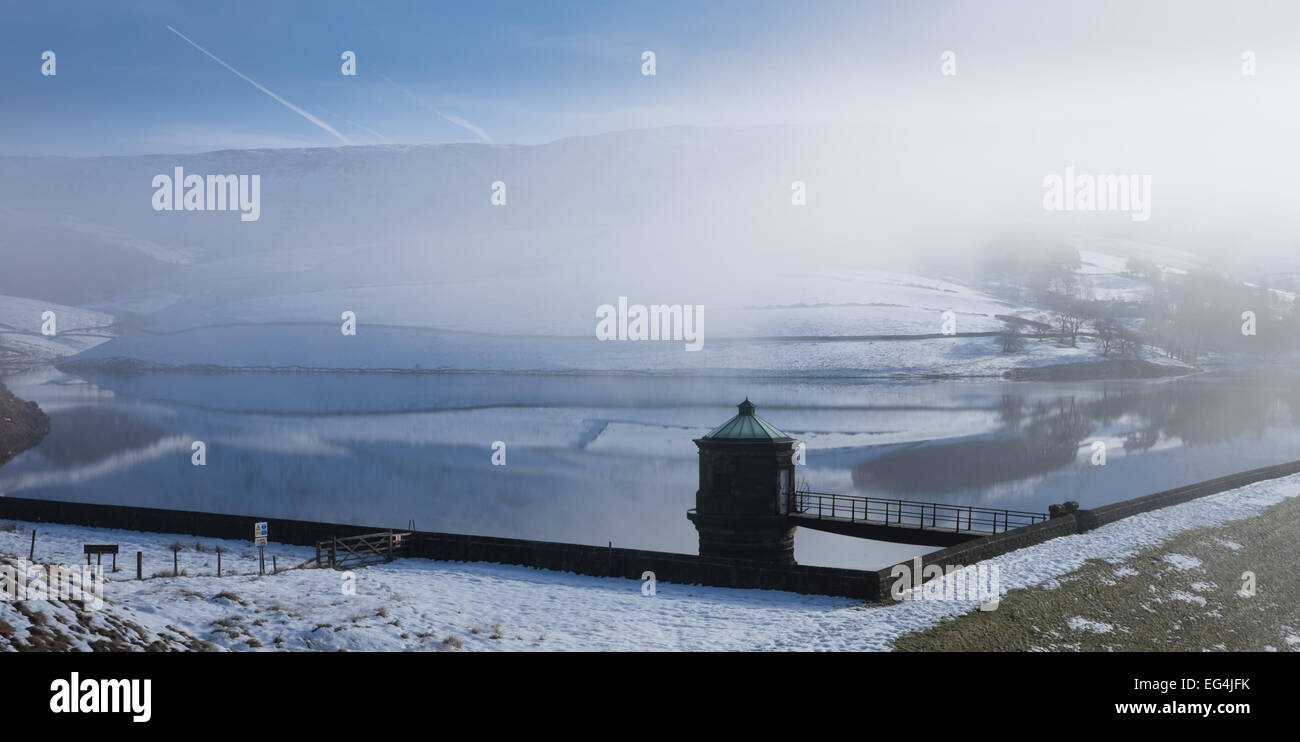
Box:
[136,551,142,581]
[386,529,393,562]
[329,536,336,569]
[217,550,222,577]
[315,542,321,569]
[273,555,277,574]
[29,530,36,561]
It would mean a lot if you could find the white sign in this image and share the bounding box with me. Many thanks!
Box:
[254,521,268,546]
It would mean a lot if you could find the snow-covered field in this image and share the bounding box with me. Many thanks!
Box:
[52,256,1088,377]
[4,471,1297,651]
[0,295,114,368]
[65,322,1116,377]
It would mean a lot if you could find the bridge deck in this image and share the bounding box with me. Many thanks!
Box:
[789,491,1048,547]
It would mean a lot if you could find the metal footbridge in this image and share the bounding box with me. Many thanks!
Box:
[788,491,1049,547]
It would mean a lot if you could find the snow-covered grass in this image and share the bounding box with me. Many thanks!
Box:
[1161,553,1203,571]
[1075,249,1151,303]
[896,471,1300,651]
[4,470,1299,651]
[1067,616,1114,634]
[0,294,115,368]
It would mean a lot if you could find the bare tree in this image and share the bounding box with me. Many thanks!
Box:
[1093,317,1119,355]
[1055,308,1085,347]
[1115,324,1142,358]
[998,319,1025,354]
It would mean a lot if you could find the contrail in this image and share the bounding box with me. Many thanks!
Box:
[434,110,494,145]
[377,73,495,144]
[166,25,352,145]
[314,103,388,141]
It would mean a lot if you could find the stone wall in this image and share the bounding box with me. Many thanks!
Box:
[5,457,1298,602]
[0,495,879,599]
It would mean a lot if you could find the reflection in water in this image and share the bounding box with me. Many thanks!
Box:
[38,408,171,467]
[2,370,1299,570]
[853,378,1289,498]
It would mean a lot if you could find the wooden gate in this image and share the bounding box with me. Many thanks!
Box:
[306,531,413,570]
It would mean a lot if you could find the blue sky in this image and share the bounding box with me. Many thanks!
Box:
[0,0,918,155]
[4,1,1299,158]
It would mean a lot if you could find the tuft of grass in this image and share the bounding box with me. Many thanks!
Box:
[0,521,20,533]
[442,635,464,650]
[489,622,504,640]
[213,591,248,606]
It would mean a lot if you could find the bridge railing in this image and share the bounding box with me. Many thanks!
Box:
[790,491,1046,535]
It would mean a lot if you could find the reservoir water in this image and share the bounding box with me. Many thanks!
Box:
[3,368,1297,569]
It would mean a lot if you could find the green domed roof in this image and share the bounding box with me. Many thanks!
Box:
[703,398,793,441]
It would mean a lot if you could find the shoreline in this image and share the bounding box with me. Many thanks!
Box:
[0,383,49,468]
[54,355,1196,382]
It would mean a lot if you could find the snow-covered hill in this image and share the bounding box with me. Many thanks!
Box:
[0,295,114,369]
[0,130,1203,376]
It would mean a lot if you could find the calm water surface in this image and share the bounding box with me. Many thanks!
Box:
[3,369,1298,569]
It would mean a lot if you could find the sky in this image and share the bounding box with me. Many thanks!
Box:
[3,0,1297,156]
[3,0,1300,266]
[1,0,900,155]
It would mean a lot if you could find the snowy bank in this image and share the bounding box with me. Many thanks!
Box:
[3,471,1298,651]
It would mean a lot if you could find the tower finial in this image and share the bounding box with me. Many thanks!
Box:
[738,398,756,415]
